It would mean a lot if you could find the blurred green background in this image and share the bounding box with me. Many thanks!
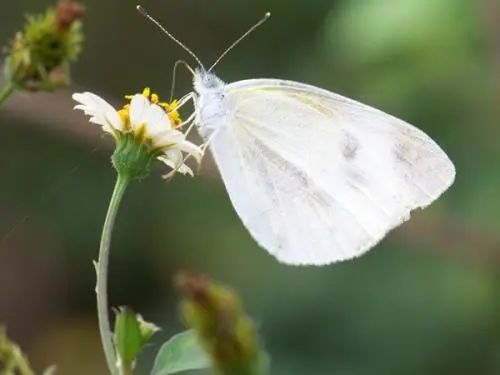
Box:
[1,0,499,374]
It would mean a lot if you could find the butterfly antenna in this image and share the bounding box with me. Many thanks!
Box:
[208,12,271,72]
[136,5,205,70]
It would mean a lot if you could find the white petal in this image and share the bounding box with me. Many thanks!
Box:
[144,104,171,139]
[176,140,204,162]
[73,91,123,132]
[158,150,194,176]
[175,163,194,176]
[152,129,185,149]
[104,109,123,132]
[72,92,94,107]
[86,92,117,117]
[129,94,150,130]
[166,148,183,165]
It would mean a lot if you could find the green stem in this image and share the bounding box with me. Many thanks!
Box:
[97,173,130,375]
[0,81,16,105]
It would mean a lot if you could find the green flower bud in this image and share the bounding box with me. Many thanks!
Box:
[4,0,84,92]
[114,307,160,373]
[0,327,35,375]
[176,272,269,375]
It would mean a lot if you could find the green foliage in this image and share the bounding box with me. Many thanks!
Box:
[327,0,486,116]
[331,0,479,64]
[151,330,210,375]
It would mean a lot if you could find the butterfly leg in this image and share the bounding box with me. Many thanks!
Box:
[174,111,196,129]
[176,91,196,108]
[173,92,197,129]
[163,125,220,180]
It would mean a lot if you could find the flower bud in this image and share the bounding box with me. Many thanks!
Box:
[114,307,160,372]
[0,327,35,375]
[4,0,85,91]
[176,272,269,375]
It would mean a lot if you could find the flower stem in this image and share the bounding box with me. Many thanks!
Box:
[97,172,130,374]
[0,81,16,105]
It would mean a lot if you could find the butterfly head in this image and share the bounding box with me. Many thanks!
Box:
[194,69,225,93]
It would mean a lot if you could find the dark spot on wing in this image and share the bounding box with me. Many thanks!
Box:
[342,131,359,160]
[394,141,421,167]
[394,143,409,165]
[345,168,367,186]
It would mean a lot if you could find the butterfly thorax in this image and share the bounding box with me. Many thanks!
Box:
[194,69,229,138]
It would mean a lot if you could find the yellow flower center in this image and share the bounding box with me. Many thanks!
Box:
[117,104,131,130]
[159,100,181,126]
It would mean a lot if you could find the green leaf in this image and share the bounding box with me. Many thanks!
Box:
[114,307,143,367]
[151,330,210,375]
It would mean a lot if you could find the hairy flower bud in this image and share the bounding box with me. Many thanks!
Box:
[176,272,269,375]
[3,0,84,92]
[0,327,35,375]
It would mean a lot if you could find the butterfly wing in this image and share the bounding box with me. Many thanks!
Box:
[205,79,455,265]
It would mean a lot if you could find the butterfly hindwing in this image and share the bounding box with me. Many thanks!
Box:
[205,79,455,264]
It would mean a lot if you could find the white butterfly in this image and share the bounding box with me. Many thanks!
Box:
[139,7,455,265]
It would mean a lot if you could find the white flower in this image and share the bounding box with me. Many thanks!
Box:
[73,88,202,176]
